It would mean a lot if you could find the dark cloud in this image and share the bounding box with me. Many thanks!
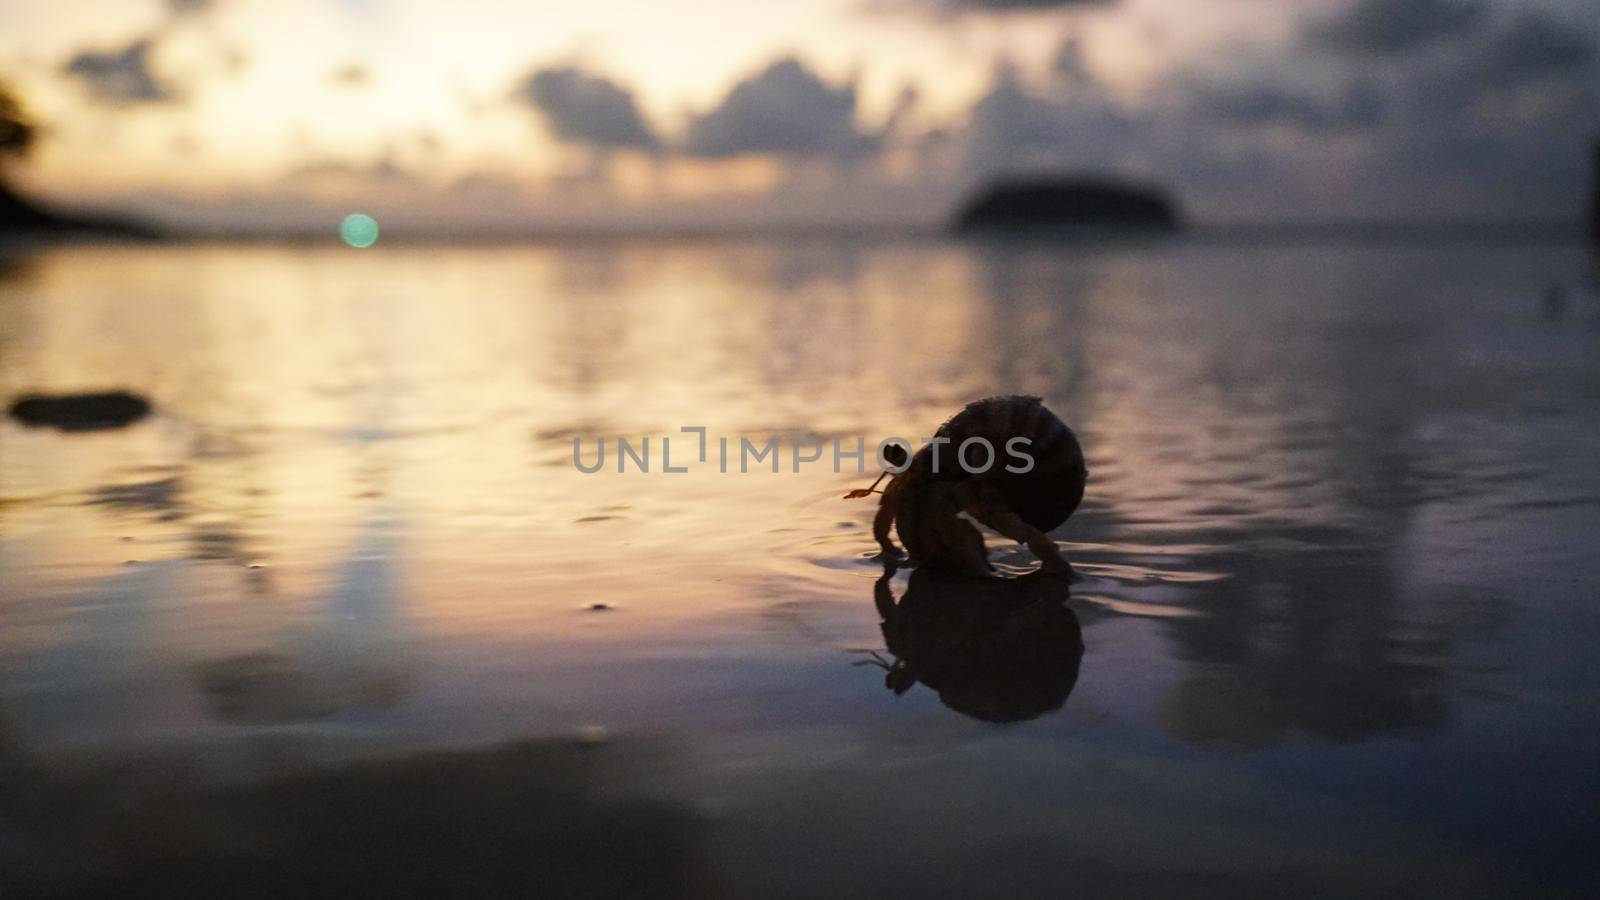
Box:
[1186,6,1595,218]
[1476,11,1595,84]
[512,66,660,152]
[58,0,241,110]
[1051,36,1093,87]
[62,39,179,105]
[949,65,1315,212]
[881,84,921,137]
[1399,10,1596,110]
[1201,80,1385,131]
[167,0,215,15]
[940,29,1592,222]
[960,66,1140,175]
[1307,0,1487,55]
[285,154,409,184]
[1340,70,1596,221]
[448,172,526,198]
[682,58,876,159]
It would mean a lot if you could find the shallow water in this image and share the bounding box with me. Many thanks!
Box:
[2,237,1599,896]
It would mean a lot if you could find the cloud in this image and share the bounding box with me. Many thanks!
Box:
[1051,36,1094,87]
[283,154,413,192]
[1200,80,1385,131]
[959,65,1142,176]
[881,84,922,137]
[448,172,526,199]
[876,0,1116,14]
[682,58,877,159]
[1396,9,1596,111]
[938,36,1587,222]
[220,46,250,75]
[166,0,216,15]
[62,39,179,105]
[1476,11,1595,84]
[1306,0,1487,55]
[512,65,660,152]
[941,64,1342,215]
[1185,6,1596,218]
[329,62,370,88]
[942,0,1112,8]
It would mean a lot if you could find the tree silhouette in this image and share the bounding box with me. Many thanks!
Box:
[0,81,35,171]
[0,82,151,236]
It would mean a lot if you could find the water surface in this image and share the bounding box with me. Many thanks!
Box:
[2,237,1598,896]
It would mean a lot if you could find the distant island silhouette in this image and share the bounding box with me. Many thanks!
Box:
[952,175,1182,234]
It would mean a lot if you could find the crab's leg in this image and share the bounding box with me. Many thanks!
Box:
[872,484,902,558]
[929,500,992,576]
[955,479,1073,575]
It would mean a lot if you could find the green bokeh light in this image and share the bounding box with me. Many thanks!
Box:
[340,213,379,248]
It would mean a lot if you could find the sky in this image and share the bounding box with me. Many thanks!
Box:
[0,0,1596,231]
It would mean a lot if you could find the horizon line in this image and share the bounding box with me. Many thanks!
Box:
[15,216,1586,247]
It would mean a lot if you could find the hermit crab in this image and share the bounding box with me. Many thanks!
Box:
[846,395,1086,577]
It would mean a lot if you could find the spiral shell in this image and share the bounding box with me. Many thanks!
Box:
[920,395,1086,531]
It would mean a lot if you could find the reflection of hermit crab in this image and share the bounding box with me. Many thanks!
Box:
[858,566,1084,723]
[848,396,1086,576]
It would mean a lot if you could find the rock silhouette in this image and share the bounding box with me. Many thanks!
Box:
[953,176,1181,234]
[9,391,152,431]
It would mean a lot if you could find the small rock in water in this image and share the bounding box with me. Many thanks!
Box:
[586,602,613,611]
[9,391,152,431]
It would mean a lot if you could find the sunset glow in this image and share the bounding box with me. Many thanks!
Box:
[2,0,1594,231]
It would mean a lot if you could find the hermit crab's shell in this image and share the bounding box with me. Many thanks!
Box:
[912,395,1087,533]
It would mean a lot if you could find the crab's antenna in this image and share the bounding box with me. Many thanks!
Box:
[849,650,895,670]
[842,470,890,500]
